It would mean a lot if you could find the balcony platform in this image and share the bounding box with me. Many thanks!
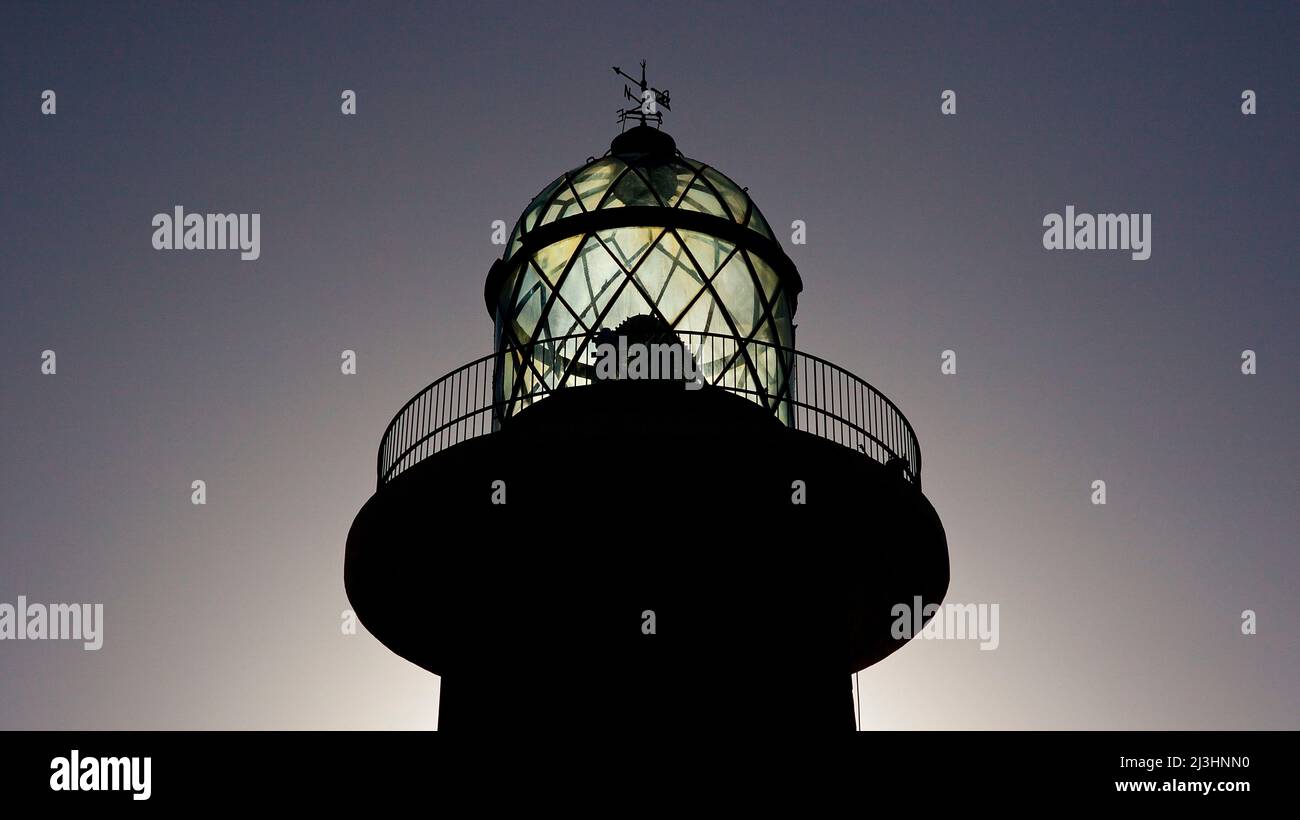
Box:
[346,380,948,730]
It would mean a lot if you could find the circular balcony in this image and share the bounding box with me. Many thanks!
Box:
[376,331,920,491]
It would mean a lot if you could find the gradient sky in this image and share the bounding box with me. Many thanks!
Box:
[1,0,1296,729]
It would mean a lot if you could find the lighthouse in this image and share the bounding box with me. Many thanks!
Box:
[345,66,949,730]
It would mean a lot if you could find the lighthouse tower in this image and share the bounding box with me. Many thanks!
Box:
[345,66,949,730]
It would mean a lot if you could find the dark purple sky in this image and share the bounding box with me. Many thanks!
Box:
[1,1,1296,728]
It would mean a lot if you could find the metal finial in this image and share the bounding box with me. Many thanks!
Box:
[612,60,670,130]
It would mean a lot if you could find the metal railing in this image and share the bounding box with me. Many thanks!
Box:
[376,331,921,489]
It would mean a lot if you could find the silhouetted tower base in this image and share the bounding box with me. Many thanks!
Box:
[346,381,948,730]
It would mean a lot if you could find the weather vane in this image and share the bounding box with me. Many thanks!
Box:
[613,60,670,130]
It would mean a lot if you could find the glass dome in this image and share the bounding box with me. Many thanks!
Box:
[487,127,802,422]
[502,154,777,261]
